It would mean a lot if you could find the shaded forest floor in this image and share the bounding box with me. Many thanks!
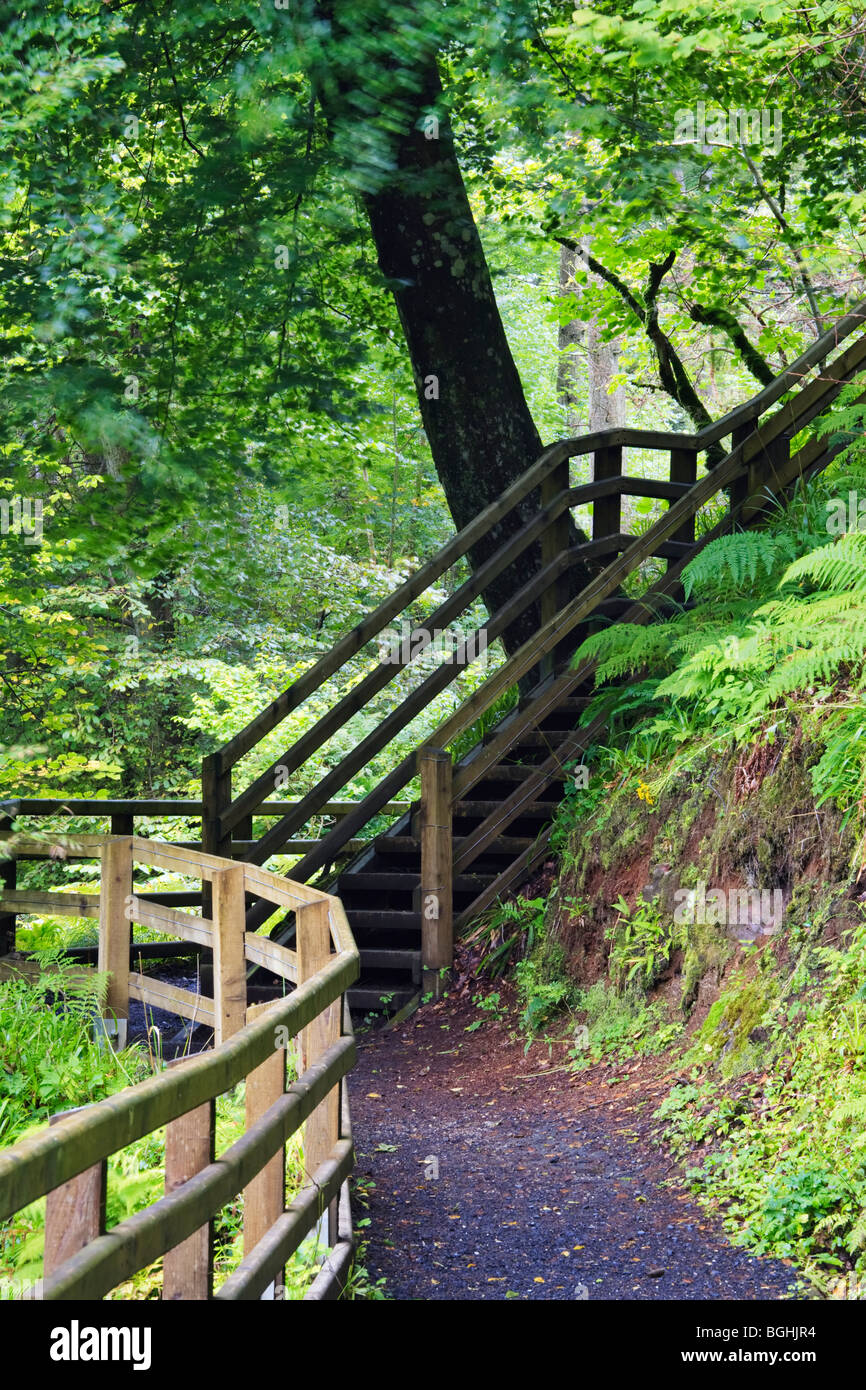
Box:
[350,991,803,1302]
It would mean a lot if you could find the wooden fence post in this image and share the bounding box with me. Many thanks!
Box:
[44,1108,106,1278]
[163,1060,215,1301]
[243,1000,286,1294]
[593,442,623,541]
[297,897,340,1245]
[540,458,571,676]
[418,747,453,1000]
[201,752,232,918]
[668,447,698,569]
[98,836,133,1041]
[729,422,754,514]
[211,863,247,1045]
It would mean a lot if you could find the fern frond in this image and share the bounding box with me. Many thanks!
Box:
[780,533,866,594]
[682,532,796,600]
[574,622,682,684]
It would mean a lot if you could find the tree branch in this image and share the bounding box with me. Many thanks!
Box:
[688,303,775,385]
[740,150,824,337]
[160,35,206,159]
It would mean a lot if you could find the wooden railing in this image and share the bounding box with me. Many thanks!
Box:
[200,300,866,904]
[0,833,359,1300]
[0,798,408,954]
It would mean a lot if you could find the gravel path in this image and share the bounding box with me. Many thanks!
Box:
[350,992,801,1302]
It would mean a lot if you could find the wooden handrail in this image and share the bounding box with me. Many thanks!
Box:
[203,299,866,883]
[215,439,575,770]
[241,545,574,868]
[221,485,575,835]
[212,298,866,778]
[0,797,411,818]
[0,834,359,1301]
[241,321,866,879]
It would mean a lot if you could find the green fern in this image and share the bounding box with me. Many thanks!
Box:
[780,532,866,595]
[681,532,796,600]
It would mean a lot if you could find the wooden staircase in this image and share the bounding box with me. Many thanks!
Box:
[197,303,866,1013]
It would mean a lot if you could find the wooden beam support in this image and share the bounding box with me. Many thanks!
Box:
[211,863,247,1045]
[0,855,15,955]
[540,458,572,677]
[243,1001,286,1293]
[592,443,623,540]
[163,1059,215,1301]
[297,898,340,1245]
[44,1108,106,1280]
[418,747,453,999]
[667,447,698,565]
[98,836,133,1031]
[201,752,232,917]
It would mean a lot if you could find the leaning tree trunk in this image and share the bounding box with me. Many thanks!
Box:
[314,25,596,658]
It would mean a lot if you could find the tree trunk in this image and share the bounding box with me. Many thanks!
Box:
[357,64,596,656]
[558,241,626,435]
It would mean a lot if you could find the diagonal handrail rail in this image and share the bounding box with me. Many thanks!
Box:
[210,302,866,879]
[239,319,866,881]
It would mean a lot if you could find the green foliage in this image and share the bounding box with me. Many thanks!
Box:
[570,454,866,829]
[514,939,573,1039]
[811,711,866,826]
[681,533,797,600]
[606,894,678,991]
[659,915,866,1287]
[462,895,547,978]
[0,948,148,1144]
[569,980,683,1068]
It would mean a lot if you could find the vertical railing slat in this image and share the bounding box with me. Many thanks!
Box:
[163,1062,215,1301]
[418,747,453,1000]
[98,835,133,1041]
[668,447,698,570]
[44,1108,107,1280]
[298,898,341,1245]
[243,1000,287,1296]
[212,862,247,1045]
[592,443,623,541]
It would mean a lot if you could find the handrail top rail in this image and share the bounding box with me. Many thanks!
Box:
[0,797,411,817]
[0,829,333,906]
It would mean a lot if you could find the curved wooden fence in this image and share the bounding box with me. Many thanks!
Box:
[0,834,359,1300]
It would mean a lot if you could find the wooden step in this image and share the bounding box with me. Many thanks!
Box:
[507,730,571,748]
[346,910,420,931]
[359,948,421,977]
[338,871,495,892]
[453,800,559,820]
[478,764,566,783]
[373,835,420,855]
[348,985,418,1012]
[375,834,535,857]
[463,835,536,856]
[543,696,590,713]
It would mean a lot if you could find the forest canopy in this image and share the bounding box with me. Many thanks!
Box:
[1,0,864,793]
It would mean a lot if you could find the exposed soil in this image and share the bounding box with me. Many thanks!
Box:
[350,990,802,1302]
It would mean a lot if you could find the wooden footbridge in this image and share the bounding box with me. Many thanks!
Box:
[1,301,865,1298]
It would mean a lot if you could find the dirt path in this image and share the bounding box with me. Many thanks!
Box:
[350,992,800,1302]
